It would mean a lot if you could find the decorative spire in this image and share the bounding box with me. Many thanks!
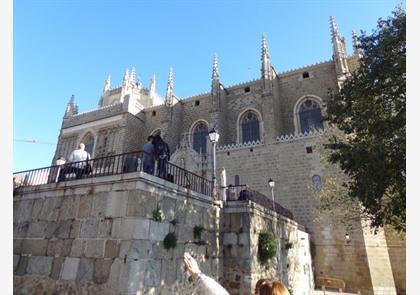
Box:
[165,67,174,107]
[102,75,111,93]
[329,16,349,79]
[149,73,156,94]
[129,67,137,85]
[352,30,362,58]
[261,33,273,81]
[123,68,130,87]
[64,94,78,118]
[212,53,219,81]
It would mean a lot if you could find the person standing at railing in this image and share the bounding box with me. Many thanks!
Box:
[142,135,155,174]
[56,156,67,182]
[153,132,170,180]
[67,143,91,179]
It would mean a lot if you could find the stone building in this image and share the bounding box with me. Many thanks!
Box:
[21,17,404,295]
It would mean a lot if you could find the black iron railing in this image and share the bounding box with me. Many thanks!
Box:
[224,184,294,220]
[13,150,212,196]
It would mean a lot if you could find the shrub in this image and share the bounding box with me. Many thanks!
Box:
[151,208,163,222]
[193,225,205,240]
[258,232,277,265]
[163,232,177,250]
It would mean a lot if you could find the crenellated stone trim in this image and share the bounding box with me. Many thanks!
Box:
[217,140,264,151]
[275,129,325,143]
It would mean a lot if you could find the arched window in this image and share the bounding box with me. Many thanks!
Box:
[193,122,208,154]
[241,111,260,143]
[298,100,324,133]
[81,132,95,156]
[234,175,240,186]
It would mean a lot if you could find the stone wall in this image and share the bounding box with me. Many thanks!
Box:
[215,132,403,295]
[221,201,313,295]
[13,172,223,294]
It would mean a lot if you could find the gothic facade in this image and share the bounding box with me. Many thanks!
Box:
[52,17,405,295]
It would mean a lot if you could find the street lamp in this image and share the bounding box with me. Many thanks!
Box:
[208,127,220,200]
[268,178,275,211]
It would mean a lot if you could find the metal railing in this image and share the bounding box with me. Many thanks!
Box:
[224,184,294,220]
[13,150,212,196]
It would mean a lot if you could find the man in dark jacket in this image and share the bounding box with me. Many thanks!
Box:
[153,133,170,179]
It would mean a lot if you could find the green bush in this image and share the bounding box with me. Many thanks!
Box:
[151,208,163,222]
[258,232,277,265]
[193,225,205,240]
[163,232,177,250]
[285,240,293,250]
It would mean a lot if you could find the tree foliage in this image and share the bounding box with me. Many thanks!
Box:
[325,8,406,232]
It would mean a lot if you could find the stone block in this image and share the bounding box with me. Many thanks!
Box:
[22,238,48,256]
[175,224,192,243]
[145,259,161,287]
[58,196,79,221]
[119,240,132,258]
[80,219,99,238]
[56,220,73,239]
[47,239,73,257]
[76,257,94,284]
[119,260,146,293]
[161,197,176,221]
[126,190,156,218]
[13,255,20,272]
[238,233,250,246]
[50,257,65,280]
[85,239,105,258]
[31,198,44,220]
[105,191,128,217]
[15,255,28,275]
[27,256,53,275]
[77,195,93,218]
[39,197,62,221]
[44,221,59,239]
[98,218,113,238]
[129,240,152,259]
[161,258,177,285]
[14,239,23,254]
[91,193,107,217]
[70,220,81,238]
[70,239,85,257]
[133,218,150,239]
[104,240,120,258]
[151,241,172,260]
[223,233,238,245]
[108,258,123,292]
[27,221,47,238]
[93,259,113,284]
[61,257,80,281]
[149,221,169,241]
[14,222,29,238]
[16,199,34,222]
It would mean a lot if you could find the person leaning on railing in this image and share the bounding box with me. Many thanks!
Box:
[58,143,91,181]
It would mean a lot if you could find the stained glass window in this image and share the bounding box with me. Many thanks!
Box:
[241,111,260,143]
[193,122,208,154]
[298,100,324,133]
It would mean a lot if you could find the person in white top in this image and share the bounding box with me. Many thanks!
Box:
[183,252,229,295]
[68,143,91,179]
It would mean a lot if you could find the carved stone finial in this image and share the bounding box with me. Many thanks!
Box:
[352,30,362,58]
[103,75,111,93]
[261,33,273,81]
[212,53,219,81]
[165,67,174,107]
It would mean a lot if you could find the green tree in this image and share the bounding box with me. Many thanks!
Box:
[325,8,406,232]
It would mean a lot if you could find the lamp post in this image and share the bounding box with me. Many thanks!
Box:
[268,178,275,211]
[208,127,220,200]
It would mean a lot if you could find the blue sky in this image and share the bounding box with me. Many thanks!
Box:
[13,0,404,172]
